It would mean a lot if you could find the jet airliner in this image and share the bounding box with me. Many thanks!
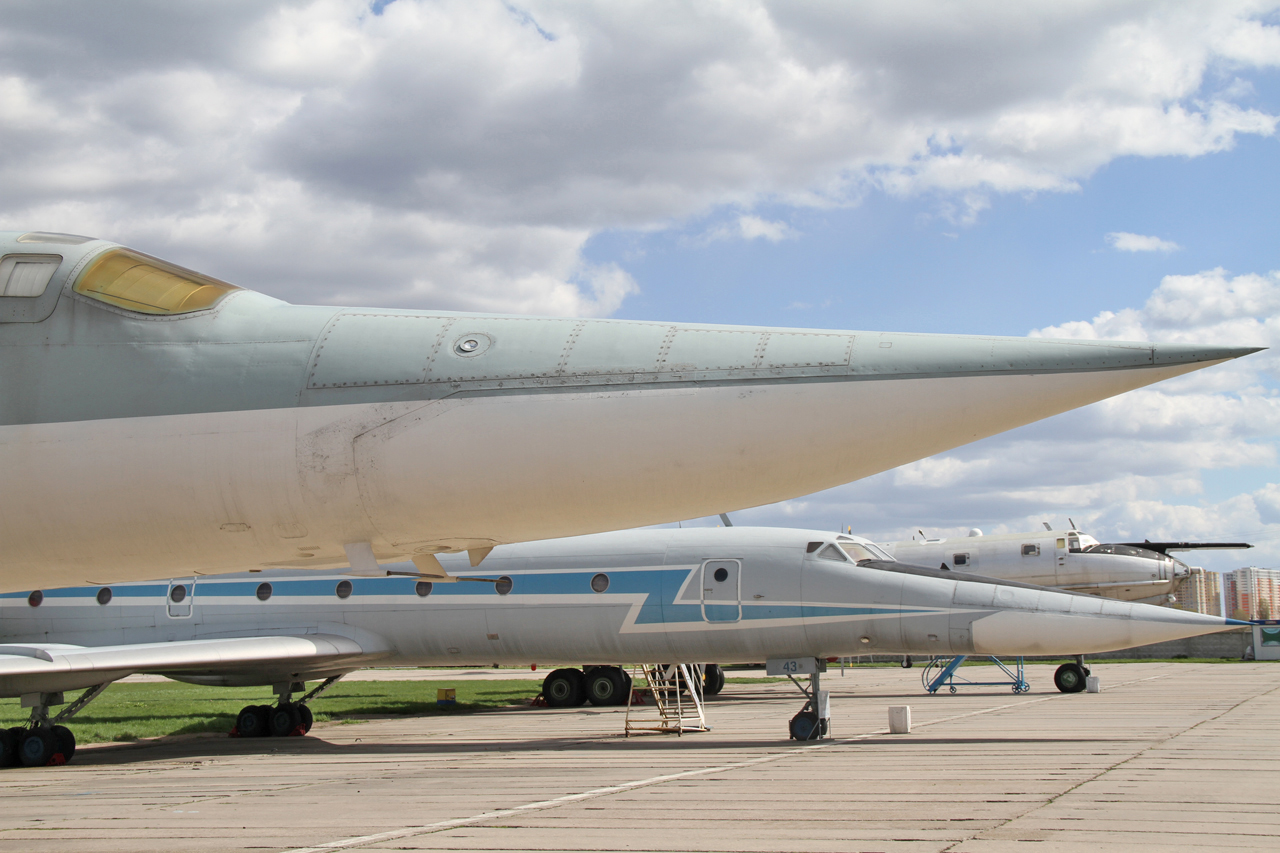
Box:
[0,527,1242,767]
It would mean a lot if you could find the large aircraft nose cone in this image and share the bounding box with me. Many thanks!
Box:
[967,587,1242,657]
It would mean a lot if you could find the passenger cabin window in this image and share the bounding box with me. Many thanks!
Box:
[73,247,239,315]
[816,544,848,562]
[1021,544,1040,557]
[952,552,969,567]
[0,254,61,297]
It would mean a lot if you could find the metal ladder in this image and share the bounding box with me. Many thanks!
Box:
[624,664,709,736]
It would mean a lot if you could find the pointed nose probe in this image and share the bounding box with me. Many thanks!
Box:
[955,581,1245,657]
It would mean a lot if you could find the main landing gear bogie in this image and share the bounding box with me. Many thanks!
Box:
[0,722,77,769]
[542,664,723,708]
[0,686,104,769]
[232,676,336,739]
[542,666,633,708]
[234,701,315,738]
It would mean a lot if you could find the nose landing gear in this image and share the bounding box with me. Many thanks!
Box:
[1053,655,1092,694]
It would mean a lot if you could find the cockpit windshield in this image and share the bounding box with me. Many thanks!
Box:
[839,540,894,563]
[1083,543,1166,561]
[73,248,240,315]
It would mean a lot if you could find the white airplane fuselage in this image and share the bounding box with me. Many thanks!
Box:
[884,530,1193,603]
[0,231,1260,591]
[0,528,1238,698]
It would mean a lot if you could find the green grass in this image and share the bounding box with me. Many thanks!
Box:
[0,679,541,745]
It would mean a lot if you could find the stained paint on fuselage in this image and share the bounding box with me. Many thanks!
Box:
[0,232,1262,591]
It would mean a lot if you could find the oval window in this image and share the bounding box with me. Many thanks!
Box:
[415,581,433,597]
[97,587,113,605]
[713,567,729,583]
[256,582,273,601]
[335,580,352,599]
[27,590,42,608]
[169,584,187,603]
[495,576,513,595]
[590,572,610,593]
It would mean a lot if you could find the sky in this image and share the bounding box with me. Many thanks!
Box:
[2,0,1279,573]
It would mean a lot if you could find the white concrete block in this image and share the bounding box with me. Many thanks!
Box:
[1086,675,1101,693]
[888,705,911,733]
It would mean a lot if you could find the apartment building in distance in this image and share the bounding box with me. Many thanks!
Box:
[1172,568,1222,616]
[1222,567,1280,621]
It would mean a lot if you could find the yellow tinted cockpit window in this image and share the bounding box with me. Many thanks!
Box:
[73,248,239,315]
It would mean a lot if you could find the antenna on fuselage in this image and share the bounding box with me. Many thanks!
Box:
[1043,522,1052,531]
[719,513,733,527]
[1069,517,1077,529]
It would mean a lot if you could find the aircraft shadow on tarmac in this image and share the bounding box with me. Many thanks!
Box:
[68,731,1124,766]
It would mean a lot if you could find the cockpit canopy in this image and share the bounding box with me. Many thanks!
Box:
[829,536,894,563]
[1084,542,1172,561]
[73,247,239,315]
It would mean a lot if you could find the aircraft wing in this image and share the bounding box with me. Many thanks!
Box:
[1117,541,1254,555]
[0,634,379,698]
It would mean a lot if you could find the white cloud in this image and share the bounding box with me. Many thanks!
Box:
[1107,231,1181,252]
[699,214,799,245]
[1,1,1278,312]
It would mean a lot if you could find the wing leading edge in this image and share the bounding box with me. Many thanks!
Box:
[0,634,378,697]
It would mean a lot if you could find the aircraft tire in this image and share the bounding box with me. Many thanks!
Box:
[18,728,55,767]
[298,704,314,734]
[236,705,271,737]
[1054,663,1087,693]
[585,667,627,706]
[703,664,725,696]
[542,668,586,707]
[788,710,823,741]
[51,725,75,763]
[0,728,16,768]
[268,704,302,737]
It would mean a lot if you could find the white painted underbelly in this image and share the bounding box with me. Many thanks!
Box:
[0,360,1203,591]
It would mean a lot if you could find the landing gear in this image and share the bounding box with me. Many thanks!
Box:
[702,664,725,697]
[268,704,302,737]
[52,725,76,763]
[584,667,630,706]
[1,684,104,769]
[18,728,56,767]
[1054,662,1087,693]
[788,710,827,741]
[0,729,14,768]
[542,668,587,707]
[236,705,270,737]
[233,676,339,738]
[769,658,831,740]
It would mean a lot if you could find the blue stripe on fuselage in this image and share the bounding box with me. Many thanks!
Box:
[2,569,937,625]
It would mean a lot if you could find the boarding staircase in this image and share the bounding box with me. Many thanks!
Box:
[624,664,709,736]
